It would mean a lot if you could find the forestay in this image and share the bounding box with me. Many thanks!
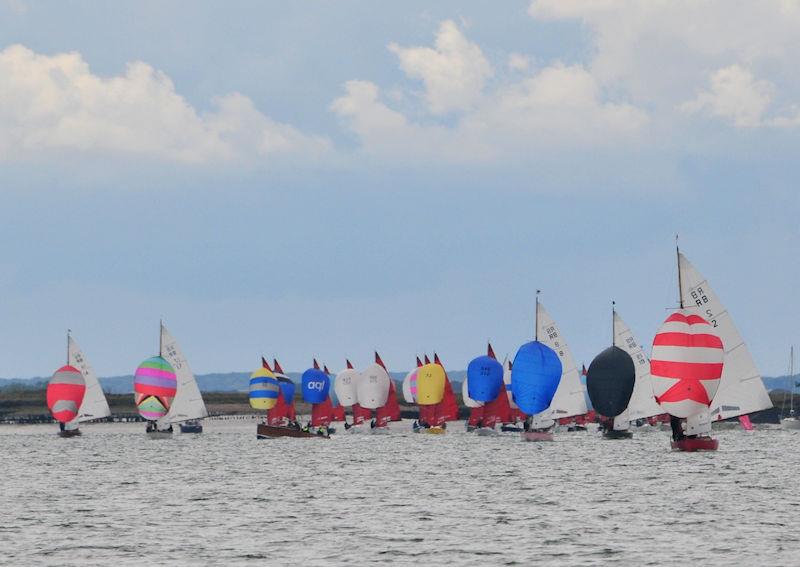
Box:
[159,324,208,426]
[536,303,588,419]
[613,312,663,421]
[678,253,772,420]
[67,335,111,424]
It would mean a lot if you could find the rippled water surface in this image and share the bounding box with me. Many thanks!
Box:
[2,420,799,566]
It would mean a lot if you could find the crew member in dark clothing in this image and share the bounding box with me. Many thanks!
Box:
[670,415,685,441]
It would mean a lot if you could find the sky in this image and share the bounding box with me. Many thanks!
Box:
[0,0,798,378]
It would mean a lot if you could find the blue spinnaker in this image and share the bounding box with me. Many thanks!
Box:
[467,355,504,402]
[511,341,562,416]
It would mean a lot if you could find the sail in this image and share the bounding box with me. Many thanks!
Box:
[47,365,86,423]
[375,381,402,426]
[301,368,331,404]
[461,378,484,408]
[334,368,360,407]
[537,304,588,419]
[466,355,503,402]
[310,396,334,426]
[356,363,390,409]
[272,374,297,422]
[482,382,512,427]
[651,310,724,418]
[401,368,419,403]
[613,312,664,420]
[586,346,635,418]
[511,341,562,416]
[134,356,177,420]
[678,252,773,419]
[249,367,280,410]
[468,405,485,427]
[416,363,446,405]
[159,325,208,425]
[66,335,110,424]
[503,360,518,409]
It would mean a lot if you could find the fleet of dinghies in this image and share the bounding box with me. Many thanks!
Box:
[42,246,777,451]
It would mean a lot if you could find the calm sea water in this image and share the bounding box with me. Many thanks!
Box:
[2,420,798,566]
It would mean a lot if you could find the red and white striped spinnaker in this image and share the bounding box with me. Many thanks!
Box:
[650,311,724,418]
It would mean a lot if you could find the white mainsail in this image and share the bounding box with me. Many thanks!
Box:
[678,253,772,420]
[613,311,663,421]
[334,368,360,407]
[67,334,111,425]
[503,359,519,409]
[159,324,208,426]
[537,303,588,419]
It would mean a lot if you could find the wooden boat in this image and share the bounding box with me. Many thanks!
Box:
[256,423,328,439]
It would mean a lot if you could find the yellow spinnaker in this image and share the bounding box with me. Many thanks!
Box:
[416,363,445,405]
[249,367,280,410]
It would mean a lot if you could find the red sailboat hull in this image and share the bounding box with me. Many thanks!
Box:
[671,437,718,452]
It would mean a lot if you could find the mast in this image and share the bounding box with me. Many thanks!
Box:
[611,301,616,347]
[66,329,71,365]
[535,290,541,341]
[676,235,684,309]
[791,346,795,414]
[159,319,163,357]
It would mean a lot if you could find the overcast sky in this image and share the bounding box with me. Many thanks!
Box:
[1,1,797,378]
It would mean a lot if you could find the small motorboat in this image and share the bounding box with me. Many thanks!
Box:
[179,420,203,434]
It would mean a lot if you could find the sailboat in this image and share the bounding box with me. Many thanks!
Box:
[465,343,504,434]
[501,358,524,432]
[354,353,394,433]
[535,299,588,430]
[414,353,459,434]
[373,352,402,432]
[780,348,799,429]
[134,328,178,439]
[47,333,87,437]
[49,332,112,437]
[159,323,208,434]
[323,365,347,425]
[651,244,725,451]
[302,359,334,436]
[512,291,563,442]
[611,310,664,431]
[334,359,370,432]
[254,358,320,439]
[401,356,422,404]
[586,302,636,439]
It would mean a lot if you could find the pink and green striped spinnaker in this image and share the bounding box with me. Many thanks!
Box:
[134,356,177,420]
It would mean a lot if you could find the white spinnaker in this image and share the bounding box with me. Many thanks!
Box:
[401,369,418,404]
[537,303,588,419]
[356,363,390,409]
[461,378,483,408]
[159,324,208,426]
[613,312,663,421]
[67,335,111,425]
[334,368,360,407]
[679,253,772,420]
[503,360,519,409]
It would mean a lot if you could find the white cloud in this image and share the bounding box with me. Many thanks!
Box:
[0,44,330,164]
[507,53,531,72]
[332,23,647,163]
[681,65,774,127]
[388,20,492,115]
[529,0,800,111]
